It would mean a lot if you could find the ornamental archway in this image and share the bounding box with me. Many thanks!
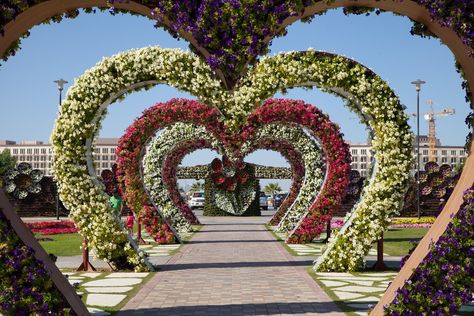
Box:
[1,1,473,314]
[50,46,409,273]
[117,98,350,245]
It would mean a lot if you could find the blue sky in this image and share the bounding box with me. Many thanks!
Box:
[0,9,469,190]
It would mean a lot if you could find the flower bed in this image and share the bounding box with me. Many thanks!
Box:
[329,218,435,230]
[25,221,78,235]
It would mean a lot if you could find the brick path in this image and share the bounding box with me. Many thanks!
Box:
[119,212,344,315]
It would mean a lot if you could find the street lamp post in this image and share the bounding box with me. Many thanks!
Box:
[411,79,426,219]
[53,79,68,220]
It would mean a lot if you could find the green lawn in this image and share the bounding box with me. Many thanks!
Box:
[380,227,429,256]
[38,233,83,257]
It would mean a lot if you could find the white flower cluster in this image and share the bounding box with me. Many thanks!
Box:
[238,51,412,271]
[143,123,222,230]
[213,181,257,215]
[51,47,220,269]
[252,125,324,234]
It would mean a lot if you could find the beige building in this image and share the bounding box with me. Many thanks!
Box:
[0,138,119,176]
[349,135,467,177]
[0,135,467,178]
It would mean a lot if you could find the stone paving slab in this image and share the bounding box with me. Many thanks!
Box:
[119,214,344,315]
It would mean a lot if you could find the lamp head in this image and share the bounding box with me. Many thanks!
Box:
[411,79,426,92]
[54,79,68,91]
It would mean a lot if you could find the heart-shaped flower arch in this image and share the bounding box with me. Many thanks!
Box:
[51,46,410,271]
[165,137,305,221]
[0,0,474,313]
[143,122,324,230]
[117,98,348,243]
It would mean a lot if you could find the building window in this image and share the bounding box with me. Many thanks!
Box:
[26,156,32,161]
[451,157,456,163]
[422,149,428,155]
[102,148,108,154]
[13,149,18,154]
[19,156,25,161]
[351,149,358,155]
[27,148,32,154]
[102,162,108,168]
[460,150,465,156]
[361,149,367,155]
[442,157,447,163]
[34,156,39,161]
[351,156,358,162]
[351,163,358,170]
[110,148,116,154]
[102,155,108,161]
[95,148,100,154]
[20,149,25,154]
[48,163,52,168]
[361,171,367,177]
[360,163,367,169]
[423,157,428,163]
[34,148,39,154]
[110,155,116,161]
[442,150,447,156]
[433,150,438,156]
[361,156,367,162]
[41,148,46,154]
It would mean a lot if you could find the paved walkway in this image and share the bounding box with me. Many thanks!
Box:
[119,212,344,315]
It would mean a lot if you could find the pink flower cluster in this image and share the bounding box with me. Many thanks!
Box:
[244,99,351,244]
[26,221,78,235]
[116,99,223,243]
[161,139,213,222]
[258,138,305,226]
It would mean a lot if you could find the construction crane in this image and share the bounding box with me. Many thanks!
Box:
[424,99,455,162]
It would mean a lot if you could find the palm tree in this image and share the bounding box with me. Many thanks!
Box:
[263,183,281,198]
[190,181,204,192]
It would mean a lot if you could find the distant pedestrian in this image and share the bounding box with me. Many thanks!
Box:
[109,189,123,220]
[126,211,135,233]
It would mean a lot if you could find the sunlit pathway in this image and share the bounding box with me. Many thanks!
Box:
[119,212,344,315]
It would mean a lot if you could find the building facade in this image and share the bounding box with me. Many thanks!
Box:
[0,135,467,178]
[0,138,119,176]
[349,135,467,177]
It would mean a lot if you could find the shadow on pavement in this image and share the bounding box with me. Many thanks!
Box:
[158,260,314,271]
[187,239,278,244]
[119,301,342,315]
